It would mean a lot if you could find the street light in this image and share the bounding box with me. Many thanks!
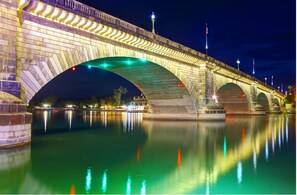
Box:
[265,77,267,84]
[236,59,240,71]
[278,86,280,91]
[151,12,155,34]
[212,94,218,103]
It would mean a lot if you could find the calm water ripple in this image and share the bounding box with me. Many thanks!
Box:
[0,111,295,194]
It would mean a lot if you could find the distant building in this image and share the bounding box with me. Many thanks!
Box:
[131,94,148,106]
[128,94,149,112]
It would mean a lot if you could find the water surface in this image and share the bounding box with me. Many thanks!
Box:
[0,111,295,194]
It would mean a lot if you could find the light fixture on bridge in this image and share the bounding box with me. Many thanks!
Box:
[252,58,255,75]
[140,58,147,62]
[177,82,185,87]
[151,12,156,34]
[236,59,240,71]
[126,59,132,65]
[102,63,109,68]
[265,77,267,84]
[212,94,218,103]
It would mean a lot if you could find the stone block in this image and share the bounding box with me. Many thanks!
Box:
[2,90,20,98]
[1,81,20,91]
[10,114,22,125]
[0,112,31,125]
[0,114,10,125]
[0,123,31,148]
[0,81,21,98]
[25,113,32,124]
[0,104,9,112]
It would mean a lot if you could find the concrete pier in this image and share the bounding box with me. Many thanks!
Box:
[0,91,32,148]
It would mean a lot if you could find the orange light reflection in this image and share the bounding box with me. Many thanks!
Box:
[70,184,75,195]
[177,148,182,168]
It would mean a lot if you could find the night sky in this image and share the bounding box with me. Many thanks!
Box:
[33,0,296,102]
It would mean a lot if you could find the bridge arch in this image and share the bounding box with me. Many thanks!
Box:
[83,57,197,115]
[257,92,270,111]
[216,83,250,114]
[27,55,197,117]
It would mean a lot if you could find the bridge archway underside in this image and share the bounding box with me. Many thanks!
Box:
[217,83,249,114]
[214,72,283,113]
[85,58,197,115]
[257,93,270,111]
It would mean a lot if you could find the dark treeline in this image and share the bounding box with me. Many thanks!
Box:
[29,86,132,109]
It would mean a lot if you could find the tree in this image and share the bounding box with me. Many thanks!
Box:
[100,99,106,107]
[42,95,57,107]
[64,100,73,107]
[89,96,98,108]
[105,97,114,107]
[113,86,127,107]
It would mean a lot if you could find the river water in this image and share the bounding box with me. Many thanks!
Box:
[0,110,295,194]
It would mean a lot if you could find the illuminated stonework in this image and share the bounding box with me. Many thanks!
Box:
[0,0,285,119]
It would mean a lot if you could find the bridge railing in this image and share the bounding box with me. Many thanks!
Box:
[39,0,207,59]
[38,0,283,97]
[38,0,224,65]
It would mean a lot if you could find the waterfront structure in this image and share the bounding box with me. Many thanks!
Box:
[0,0,285,146]
[131,94,149,107]
[128,94,150,111]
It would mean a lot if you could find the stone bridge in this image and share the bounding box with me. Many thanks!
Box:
[0,0,285,147]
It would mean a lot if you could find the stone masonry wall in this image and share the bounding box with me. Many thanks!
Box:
[0,0,21,97]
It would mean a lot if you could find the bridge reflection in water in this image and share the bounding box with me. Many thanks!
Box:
[0,112,295,194]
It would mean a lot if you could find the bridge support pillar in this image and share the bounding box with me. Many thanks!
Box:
[249,82,266,115]
[0,1,30,148]
[0,0,21,98]
[267,92,282,114]
[196,64,225,120]
[0,91,32,148]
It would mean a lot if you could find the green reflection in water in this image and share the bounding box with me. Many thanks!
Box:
[101,169,107,193]
[0,112,295,194]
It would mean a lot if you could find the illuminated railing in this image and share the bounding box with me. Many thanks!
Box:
[35,0,206,60]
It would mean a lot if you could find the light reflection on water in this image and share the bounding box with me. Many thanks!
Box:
[85,167,92,194]
[0,111,295,194]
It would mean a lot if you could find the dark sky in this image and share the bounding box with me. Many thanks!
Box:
[33,0,296,101]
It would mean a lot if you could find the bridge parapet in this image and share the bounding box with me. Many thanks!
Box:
[19,0,207,63]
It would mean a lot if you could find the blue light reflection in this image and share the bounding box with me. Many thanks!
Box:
[85,167,92,193]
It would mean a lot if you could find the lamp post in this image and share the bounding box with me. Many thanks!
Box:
[151,12,155,34]
[252,58,255,76]
[265,77,267,84]
[236,59,240,71]
[271,75,273,86]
